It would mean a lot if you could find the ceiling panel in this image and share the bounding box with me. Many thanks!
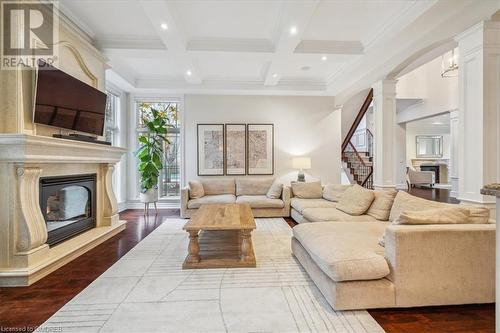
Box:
[61,0,157,37]
[197,55,266,80]
[303,0,416,43]
[170,1,282,40]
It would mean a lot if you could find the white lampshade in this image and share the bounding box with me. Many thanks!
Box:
[292,157,311,170]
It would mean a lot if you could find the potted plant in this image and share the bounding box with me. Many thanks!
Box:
[136,106,170,204]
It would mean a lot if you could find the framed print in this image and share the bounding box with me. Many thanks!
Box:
[225,124,247,175]
[197,124,224,176]
[247,124,274,175]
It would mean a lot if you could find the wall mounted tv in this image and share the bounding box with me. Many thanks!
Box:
[33,60,107,136]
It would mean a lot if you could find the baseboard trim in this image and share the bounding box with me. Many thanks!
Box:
[118,201,181,212]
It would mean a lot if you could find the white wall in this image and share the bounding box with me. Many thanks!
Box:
[184,95,340,185]
[396,50,458,123]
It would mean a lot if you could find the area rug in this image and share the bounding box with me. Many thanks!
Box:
[41,218,385,333]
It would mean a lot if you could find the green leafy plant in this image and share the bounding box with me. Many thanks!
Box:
[136,107,170,193]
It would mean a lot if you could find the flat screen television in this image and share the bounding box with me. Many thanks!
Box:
[33,60,107,136]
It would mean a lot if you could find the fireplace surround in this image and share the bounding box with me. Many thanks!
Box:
[0,134,127,286]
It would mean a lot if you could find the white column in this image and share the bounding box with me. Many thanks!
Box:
[372,79,406,190]
[449,110,459,198]
[456,21,500,217]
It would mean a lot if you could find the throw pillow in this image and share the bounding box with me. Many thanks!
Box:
[322,184,352,202]
[188,181,205,199]
[389,191,490,223]
[393,207,471,225]
[291,181,323,199]
[336,184,375,216]
[366,190,397,221]
[266,182,283,199]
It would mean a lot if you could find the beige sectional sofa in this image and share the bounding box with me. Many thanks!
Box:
[291,185,495,310]
[181,178,290,218]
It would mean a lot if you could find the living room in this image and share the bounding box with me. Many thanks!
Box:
[1,1,499,332]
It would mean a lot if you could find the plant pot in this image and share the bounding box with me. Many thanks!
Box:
[139,188,159,203]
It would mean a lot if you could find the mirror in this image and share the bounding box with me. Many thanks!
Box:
[416,135,443,158]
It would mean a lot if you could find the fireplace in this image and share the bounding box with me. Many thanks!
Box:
[40,174,97,246]
[420,165,440,183]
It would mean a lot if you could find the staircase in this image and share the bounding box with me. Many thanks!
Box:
[341,89,374,189]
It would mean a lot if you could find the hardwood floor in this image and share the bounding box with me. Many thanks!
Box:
[0,188,494,332]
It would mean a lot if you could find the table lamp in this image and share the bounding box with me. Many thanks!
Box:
[292,157,311,182]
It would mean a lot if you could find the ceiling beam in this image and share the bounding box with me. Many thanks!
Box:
[138,0,202,84]
[187,37,274,53]
[263,0,320,86]
[96,35,165,50]
[294,40,364,55]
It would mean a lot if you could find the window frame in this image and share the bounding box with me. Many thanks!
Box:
[133,97,183,201]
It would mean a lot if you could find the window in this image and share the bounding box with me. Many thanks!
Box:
[104,91,119,144]
[136,101,180,198]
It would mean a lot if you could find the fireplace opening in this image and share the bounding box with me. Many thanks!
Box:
[40,174,97,246]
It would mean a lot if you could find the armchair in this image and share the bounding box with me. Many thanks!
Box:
[406,166,435,189]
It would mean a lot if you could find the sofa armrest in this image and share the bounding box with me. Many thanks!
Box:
[384,223,495,306]
[282,186,291,216]
[180,186,190,218]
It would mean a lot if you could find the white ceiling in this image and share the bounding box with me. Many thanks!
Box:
[57,0,498,95]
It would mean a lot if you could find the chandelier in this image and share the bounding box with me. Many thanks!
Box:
[441,49,459,78]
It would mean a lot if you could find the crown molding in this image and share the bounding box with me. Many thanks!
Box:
[57,2,96,42]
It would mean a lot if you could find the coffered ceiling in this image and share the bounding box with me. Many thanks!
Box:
[58,0,499,95]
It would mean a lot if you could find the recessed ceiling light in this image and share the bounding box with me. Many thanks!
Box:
[432,122,443,125]
[321,56,328,61]
[289,26,298,35]
[272,73,278,78]
[160,23,168,30]
[186,70,192,76]
[300,66,311,71]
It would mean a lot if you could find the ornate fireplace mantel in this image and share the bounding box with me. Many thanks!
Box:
[0,134,127,286]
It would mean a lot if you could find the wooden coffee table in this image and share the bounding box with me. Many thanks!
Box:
[182,203,256,269]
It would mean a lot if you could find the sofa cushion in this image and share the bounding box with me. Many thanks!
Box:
[291,198,337,213]
[236,195,284,209]
[200,179,235,195]
[337,184,375,216]
[366,190,397,221]
[394,207,471,225]
[266,182,283,199]
[293,222,390,282]
[187,194,236,209]
[236,178,274,196]
[323,184,352,202]
[302,208,378,222]
[291,181,323,199]
[188,180,205,199]
[389,191,490,224]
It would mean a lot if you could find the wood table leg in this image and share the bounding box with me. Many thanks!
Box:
[186,230,200,263]
[240,230,253,262]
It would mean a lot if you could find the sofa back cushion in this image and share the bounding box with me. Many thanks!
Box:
[266,182,283,199]
[366,190,397,221]
[200,179,235,195]
[389,191,490,223]
[322,184,352,202]
[188,180,205,199]
[336,184,375,216]
[236,178,274,196]
[394,207,471,225]
[291,181,323,199]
